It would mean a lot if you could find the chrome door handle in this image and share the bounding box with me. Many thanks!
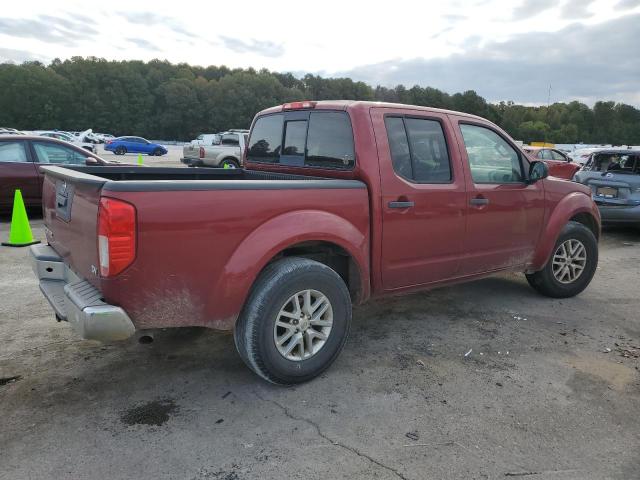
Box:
[470,197,489,206]
[388,201,414,209]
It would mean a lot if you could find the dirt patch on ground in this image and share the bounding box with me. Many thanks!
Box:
[120,399,178,426]
[565,352,637,391]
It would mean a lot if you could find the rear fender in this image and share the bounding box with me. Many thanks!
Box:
[530,192,600,271]
[208,210,369,329]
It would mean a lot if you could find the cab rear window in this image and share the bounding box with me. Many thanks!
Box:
[247,111,355,170]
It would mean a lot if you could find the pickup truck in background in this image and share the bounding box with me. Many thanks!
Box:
[31,100,600,385]
[181,129,249,168]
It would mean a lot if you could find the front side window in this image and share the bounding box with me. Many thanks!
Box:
[0,142,28,163]
[247,114,283,163]
[460,124,523,184]
[385,116,452,183]
[33,142,87,165]
[551,150,566,161]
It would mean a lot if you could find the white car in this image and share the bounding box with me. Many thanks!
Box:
[35,130,97,153]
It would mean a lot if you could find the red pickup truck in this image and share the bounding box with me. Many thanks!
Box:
[31,101,601,385]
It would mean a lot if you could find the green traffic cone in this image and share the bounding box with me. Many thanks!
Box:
[137,153,143,165]
[2,189,40,247]
[223,163,231,169]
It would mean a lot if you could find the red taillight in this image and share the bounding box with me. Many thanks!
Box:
[199,146,205,158]
[98,197,136,277]
[283,101,316,110]
[106,140,112,145]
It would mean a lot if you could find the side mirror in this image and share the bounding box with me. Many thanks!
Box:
[528,160,549,183]
[85,157,98,165]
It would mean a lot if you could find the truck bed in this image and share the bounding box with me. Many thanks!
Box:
[40,165,370,332]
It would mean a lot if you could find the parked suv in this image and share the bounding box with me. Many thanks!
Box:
[31,101,600,385]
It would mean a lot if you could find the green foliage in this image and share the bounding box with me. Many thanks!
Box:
[1,57,638,144]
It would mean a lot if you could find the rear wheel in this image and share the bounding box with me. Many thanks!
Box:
[526,221,598,298]
[220,158,239,169]
[234,257,352,385]
[115,146,126,155]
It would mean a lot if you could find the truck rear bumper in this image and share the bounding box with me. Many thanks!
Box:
[180,157,203,166]
[30,244,135,342]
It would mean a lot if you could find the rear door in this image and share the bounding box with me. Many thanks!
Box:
[0,139,40,209]
[372,108,467,290]
[453,120,545,274]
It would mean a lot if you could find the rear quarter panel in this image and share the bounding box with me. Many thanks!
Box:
[99,184,370,331]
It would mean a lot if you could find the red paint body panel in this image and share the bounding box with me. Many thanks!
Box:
[41,101,601,332]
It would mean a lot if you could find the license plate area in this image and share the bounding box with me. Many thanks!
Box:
[596,186,618,198]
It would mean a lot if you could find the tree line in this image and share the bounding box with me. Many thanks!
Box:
[1,57,639,144]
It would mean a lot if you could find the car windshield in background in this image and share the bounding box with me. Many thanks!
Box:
[585,152,640,174]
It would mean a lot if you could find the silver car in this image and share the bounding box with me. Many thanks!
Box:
[573,149,640,226]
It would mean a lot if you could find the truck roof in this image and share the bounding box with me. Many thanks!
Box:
[256,100,488,122]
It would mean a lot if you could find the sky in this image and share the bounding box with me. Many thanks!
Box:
[1,0,639,106]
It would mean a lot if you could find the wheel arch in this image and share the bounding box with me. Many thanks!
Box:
[207,210,370,330]
[530,192,601,271]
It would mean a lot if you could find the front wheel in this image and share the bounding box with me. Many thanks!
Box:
[526,221,598,298]
[234,257,352,385]
[153,148,163,156]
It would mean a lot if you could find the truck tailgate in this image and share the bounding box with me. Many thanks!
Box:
[41,166,105,289]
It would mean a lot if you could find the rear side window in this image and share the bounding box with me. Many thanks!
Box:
[384,116,452,183]
[248,114,283,163]
[306,112,355,169]
[0,142,28,163]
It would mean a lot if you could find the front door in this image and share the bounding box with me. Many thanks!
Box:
[373,108,467,290]
[0,140,40,209]
[452,120,545,275]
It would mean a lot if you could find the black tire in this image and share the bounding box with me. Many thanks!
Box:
[153,148,163,156]
[526,221,598,298]
[115,146,126,155]
[220,158,239,169]
[234,257,352,385]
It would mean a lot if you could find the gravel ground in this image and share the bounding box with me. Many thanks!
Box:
[1,210,639,479]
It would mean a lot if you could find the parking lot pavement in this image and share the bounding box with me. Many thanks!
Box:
[1,217,639,480]
[98,144,186,167]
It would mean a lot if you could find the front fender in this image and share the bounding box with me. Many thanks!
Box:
[207,210,370,330]
[530,191,600,271]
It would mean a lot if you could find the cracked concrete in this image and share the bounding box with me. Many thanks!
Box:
[1,217,639,480]
[253,390,410,480]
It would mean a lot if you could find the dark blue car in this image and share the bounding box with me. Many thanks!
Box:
[105,136,168,156]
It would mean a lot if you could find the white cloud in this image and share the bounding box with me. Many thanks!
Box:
[0,0,639,104]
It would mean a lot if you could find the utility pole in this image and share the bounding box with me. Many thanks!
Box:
[543,84,551,146]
